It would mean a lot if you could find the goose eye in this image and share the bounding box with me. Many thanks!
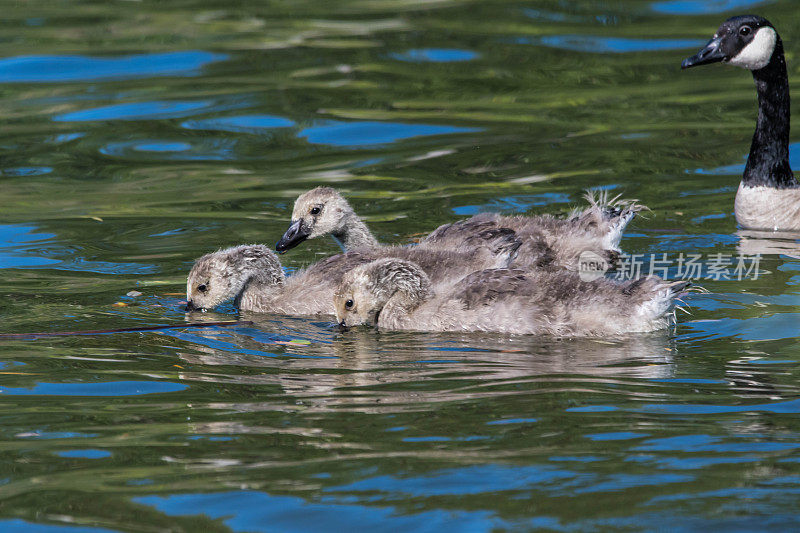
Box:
[310,206,321,215]
[345,299,354,309]
[198,284,208,293]
[739,25,751,36]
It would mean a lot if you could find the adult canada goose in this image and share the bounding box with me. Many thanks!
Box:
[334,258,689,336]
[682,15,800,231]
[276,187,644,270]
[186,234,518,315]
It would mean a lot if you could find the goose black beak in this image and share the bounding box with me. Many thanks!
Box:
[682,36,727,69]
[276,219,309,253]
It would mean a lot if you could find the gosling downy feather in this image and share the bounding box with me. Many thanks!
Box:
[276,187,378,253]
[185,244,334,315]
[335,258,689,336]
[683,15,800,231]
[187,235,519,315]
[277,186,644,270]
[421,190,645,269]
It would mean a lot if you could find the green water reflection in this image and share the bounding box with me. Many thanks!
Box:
[1,0,799,530]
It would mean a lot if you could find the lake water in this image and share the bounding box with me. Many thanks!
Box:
[1,1,799,531]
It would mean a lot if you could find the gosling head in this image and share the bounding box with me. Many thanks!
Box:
[682,15,779,72]
[276,187,356,253]
[334,258,431,328]
[185,245,284,312]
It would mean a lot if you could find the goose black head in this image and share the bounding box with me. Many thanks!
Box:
[682,15,778,71]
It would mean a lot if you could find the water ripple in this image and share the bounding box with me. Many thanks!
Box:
[683,313,800,341]
[182,114,296,133]
[651,0,772,15]
[54,100,216,122]
[0,51,227,83]
[56,449,112,459]
[518,35,704,53]
[389,49,479,62]
[100,138,237,161]
[638,398,800,415]
[298,120,481,147]
[0,519,117,533]
[453,193,572,215]
[0,224,59,268]
[692,143,800,176]
[0,381,187,396]
[135,490,530,531]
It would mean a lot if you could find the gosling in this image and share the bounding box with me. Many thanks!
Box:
[186,233,519,315]
[334,258,690,336]
[276,187,643,270]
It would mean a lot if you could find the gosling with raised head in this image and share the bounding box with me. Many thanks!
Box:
[276,187,644,270]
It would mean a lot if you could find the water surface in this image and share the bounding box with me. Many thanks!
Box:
[1,0,799,530]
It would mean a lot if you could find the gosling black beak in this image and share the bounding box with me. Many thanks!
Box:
[335,320,349,332]
[276,219,309,254]
[184,300,205,312]
[682,36,727,69]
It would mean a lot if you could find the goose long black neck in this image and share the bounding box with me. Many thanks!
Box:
[744,38,797,188]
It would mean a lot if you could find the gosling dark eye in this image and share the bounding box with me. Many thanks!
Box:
[739,25,751,36]
[310,206,321,215]
[345,299,354,309]
[197,284,208,293]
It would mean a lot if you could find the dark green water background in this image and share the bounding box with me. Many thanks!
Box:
[1,0,800,530]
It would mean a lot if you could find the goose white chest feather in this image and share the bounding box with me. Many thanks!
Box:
[735,183,800,231]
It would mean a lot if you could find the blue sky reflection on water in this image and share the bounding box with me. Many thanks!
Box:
[0,519,118,533]
[101,138,238,160]
[453,193,572,215]
[517,35,704,53]
[298,120,481,147]
[683,313,800,342]
[0,225,161,273]
[0,224,59,268]
[0,381,187,396]
[389,48,479,62]
[1,167,52,177]
[56,449,112,459]
[693,142,800,175]
[54,101,216,122]
[651,0,772,15]
[134,491,536,532]
[182,115,296,134]
[0,51,227,83]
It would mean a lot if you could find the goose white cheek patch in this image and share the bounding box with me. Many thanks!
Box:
[729,26,777,70]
